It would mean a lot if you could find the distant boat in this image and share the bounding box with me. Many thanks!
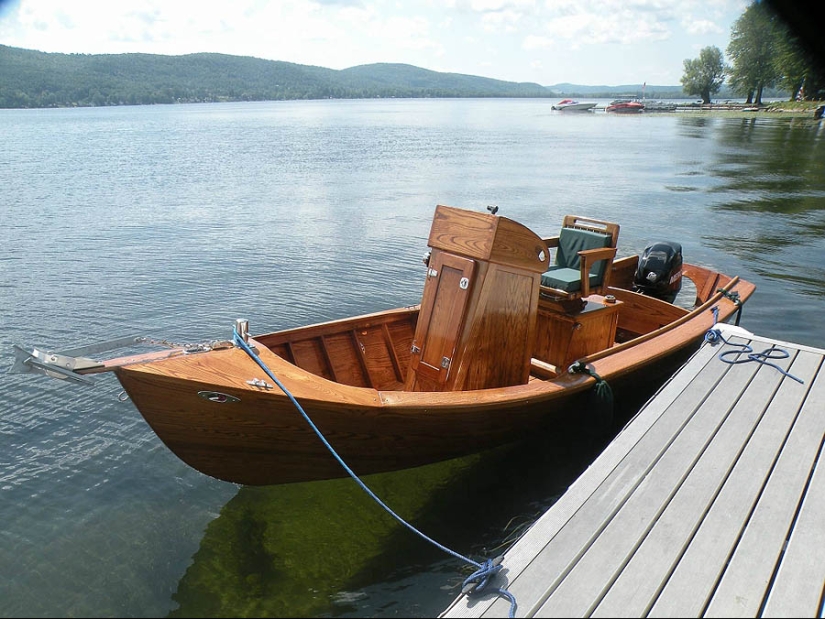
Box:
[640,100,677,112]
[606,100,645,114]
[552,98,597,112]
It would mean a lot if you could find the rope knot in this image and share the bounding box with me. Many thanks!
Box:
[461,556,517,618]
[716,288,741,306]
[569,361,614,433]
[461,556,503,596]
[704,328,723,344]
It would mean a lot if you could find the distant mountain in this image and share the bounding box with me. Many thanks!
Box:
[0,45,789,109]
[0,45,556,109]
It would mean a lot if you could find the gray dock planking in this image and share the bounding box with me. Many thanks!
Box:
[441,324,825,618]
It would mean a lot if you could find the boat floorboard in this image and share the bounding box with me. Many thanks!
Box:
[440,323,825,618]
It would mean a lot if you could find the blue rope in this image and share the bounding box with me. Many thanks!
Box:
[232,329,517,617]
[704,327,804,384]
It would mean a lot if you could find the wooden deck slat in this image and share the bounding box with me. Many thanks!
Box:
[703,356,825,618]
[615,347,819,618]
[647,348,821,618]
[443,340,729,618]
[440,325,825,619]
[590,344,809,618]
[533,338,771,617]
[761,395,825,617]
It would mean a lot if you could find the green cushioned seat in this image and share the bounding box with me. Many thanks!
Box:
[541,227,612,291]
[540,267,602,292]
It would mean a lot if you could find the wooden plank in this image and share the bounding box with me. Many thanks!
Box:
[649,347,821,617]
[532,338,767,617]
[356,324,406,389]
[593,345,818,617]
[350,329,377,389]
[322,331,370,387]
[258,306,418,346]
[284,340,297,364]
[442,340,727,618]
[381,323,404,383]
[761,403,825,617]
[703,355,825,617]
[318,335,338,382]
[441,327,825,619]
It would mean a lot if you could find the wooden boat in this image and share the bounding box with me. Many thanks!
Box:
[10,205,755,486]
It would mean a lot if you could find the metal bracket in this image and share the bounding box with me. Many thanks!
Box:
[10,335,144,385]
[11,344,104,384]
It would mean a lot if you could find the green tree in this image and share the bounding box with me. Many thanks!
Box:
[726,2,782,104]
[771,16,825,101]
[681,46,726,104]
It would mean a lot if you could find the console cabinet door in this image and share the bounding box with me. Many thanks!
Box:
[406,251,475,391]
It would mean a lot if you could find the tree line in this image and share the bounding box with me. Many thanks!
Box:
[0,47,553,109]
[681,1,824,104]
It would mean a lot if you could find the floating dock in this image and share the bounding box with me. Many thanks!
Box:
[441,323,825,618]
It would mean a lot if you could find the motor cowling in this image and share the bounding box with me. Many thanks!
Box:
[633,241,683,303]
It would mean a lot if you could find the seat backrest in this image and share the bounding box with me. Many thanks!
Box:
[555,227,614,279]
[561,216,619,277]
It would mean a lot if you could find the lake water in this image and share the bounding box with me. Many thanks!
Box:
[1,99,824,618]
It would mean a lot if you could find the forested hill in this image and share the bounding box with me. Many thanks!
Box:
[0,45,555,108]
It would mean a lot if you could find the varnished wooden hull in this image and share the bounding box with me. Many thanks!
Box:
[114,262,755,486]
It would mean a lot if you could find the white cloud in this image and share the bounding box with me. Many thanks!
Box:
[0,0,749,85]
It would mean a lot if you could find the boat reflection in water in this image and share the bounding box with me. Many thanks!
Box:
[167,394,661,618]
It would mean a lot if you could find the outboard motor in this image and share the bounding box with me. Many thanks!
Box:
[633,241,683,303]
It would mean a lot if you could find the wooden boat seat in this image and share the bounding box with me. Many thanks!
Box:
[540,215,620,312]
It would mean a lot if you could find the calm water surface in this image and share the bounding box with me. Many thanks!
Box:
[1,99,824,617]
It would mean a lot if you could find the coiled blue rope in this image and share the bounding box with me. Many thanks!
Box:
[704,315,803,384]
[232,329,518,617]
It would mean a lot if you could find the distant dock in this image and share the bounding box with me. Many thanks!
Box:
[441,323,825,618]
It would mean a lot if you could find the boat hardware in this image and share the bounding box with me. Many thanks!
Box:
[246,378,273,390]
[9,334,234,384]
[234,318,249,343]
[197,391,241,403]
[9,335,142,384]
[11,344,100,384]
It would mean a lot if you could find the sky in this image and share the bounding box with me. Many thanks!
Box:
[0,0,752,86]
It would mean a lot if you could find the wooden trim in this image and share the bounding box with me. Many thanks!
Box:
[318,335,338,382]
[382,323,404,382]
[284,341,297,364]
[583,276,742,365]
[530,357,558,379]
[350,330,376,389]
[259,306,419,346]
